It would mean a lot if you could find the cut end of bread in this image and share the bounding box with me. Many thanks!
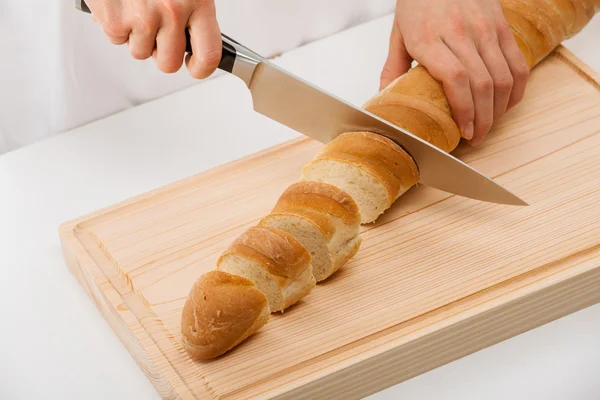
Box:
[301,131,419,223]
[220,226,311,280]
[330,235,362,274]
[262,179,362,281]
[218,253,286,311]
[260,213,332,282]
[217,226,316,312]
[364,94,461,153]
[274,181,361,226]
[180,270,270,360]
[283,265,317,309]
[302,158,392,224]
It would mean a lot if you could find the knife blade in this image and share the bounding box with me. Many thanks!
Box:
[248,60,527,206]
[75,0,527,206]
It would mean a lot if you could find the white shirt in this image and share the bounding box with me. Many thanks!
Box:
[0,0,395,154]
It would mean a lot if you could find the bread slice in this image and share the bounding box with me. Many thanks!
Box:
[180,270,270,360]
[259,181,362,282]
[217,226,316,312]
[301,132,419,223]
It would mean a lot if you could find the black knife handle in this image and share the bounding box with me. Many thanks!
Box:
[77,0,236,73]
[184,29,236,73]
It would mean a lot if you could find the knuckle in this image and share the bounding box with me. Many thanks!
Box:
[496,20,512,39]
[473,16,494,34]
[449,18,467,38]
[450,98,474,121]
[473,17,496,43]
[514,60,530,81]
[455,107,474,123]
[189,48,221,79]
[132,12,158,35]
[104,19,128,38]
[474,76,493,93]
[494,73,513,92]
[447,6,466,35]
[412,26,437,50]
[479,119,494,133]
[447,66,468,83]
[160,0,185,24]
[201,47,222,69]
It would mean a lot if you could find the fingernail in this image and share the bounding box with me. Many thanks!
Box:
[462,122,474,140]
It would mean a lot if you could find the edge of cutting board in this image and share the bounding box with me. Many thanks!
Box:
[59,137,309,399]
[59,46,600,400]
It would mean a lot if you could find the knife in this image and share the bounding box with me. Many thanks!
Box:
[75,0,527,206]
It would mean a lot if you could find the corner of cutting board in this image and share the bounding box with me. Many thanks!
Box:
[553,45,600,89]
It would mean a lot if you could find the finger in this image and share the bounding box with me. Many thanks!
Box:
[104,31,130,45]
[477,35,513,122]
[380,20,413,91]
[128,28,158,60]
[444,39,494,146]
[185,1,222,80]
[155,25,187,73]
[102,24,130,45]
[98,5,130,45]
[414,41,475,140]
[497,22,530,109]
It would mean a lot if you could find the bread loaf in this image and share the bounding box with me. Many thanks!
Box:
[216,226,316,312]
[364,67,462,153]
[181,271,270,360]
[301,131,419,223]
[259,181,362,281]
[503,0,598,68]
[365,0,600,155]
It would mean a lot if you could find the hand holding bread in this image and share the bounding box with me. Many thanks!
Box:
[182,0,599,360]
[382,0,531,147]
[373,0,599,150]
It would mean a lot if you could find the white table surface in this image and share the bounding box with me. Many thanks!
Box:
[1,13,599,400]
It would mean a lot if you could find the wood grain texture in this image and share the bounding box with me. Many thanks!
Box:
[59,47,600,400]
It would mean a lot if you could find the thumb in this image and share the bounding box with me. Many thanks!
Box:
[185,1,222,80]
[380,21,412,91]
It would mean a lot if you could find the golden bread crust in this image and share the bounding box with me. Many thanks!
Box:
[217,226,311,280]
[273,181,360,225]
[181,271,269,360]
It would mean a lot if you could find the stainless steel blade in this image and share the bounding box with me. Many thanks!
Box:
[248,60,527,206]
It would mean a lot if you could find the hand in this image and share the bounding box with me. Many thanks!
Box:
[86,0,221,79]
[381,0,530,146]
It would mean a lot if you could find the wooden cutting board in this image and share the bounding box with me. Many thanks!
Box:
[60,46,600,400]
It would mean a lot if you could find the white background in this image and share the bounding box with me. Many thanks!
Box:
[0,0,395,153]
[1,12,599,400]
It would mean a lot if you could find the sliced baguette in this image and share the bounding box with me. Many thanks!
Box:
[181,270,270,360]
[259,181,362,282]
[217,226,316,312]
[301,131,419,223]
